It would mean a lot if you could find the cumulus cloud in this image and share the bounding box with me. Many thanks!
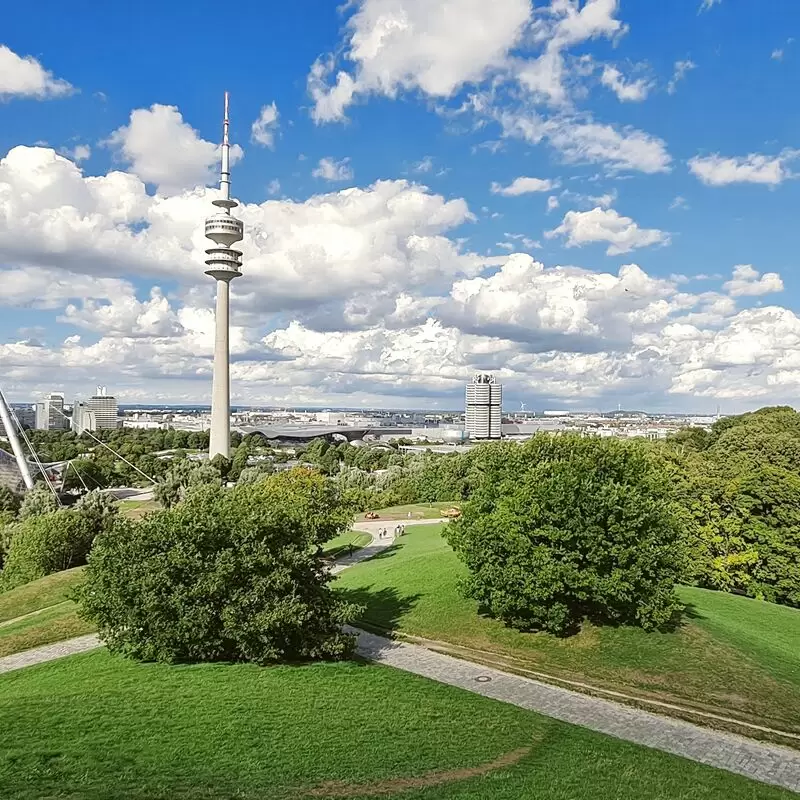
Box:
[308,0,532,122]
[689,150,799,186]
[312,156,355,182]
[0,45,73,100]
[59,144,91,163]
[546,207,670,255]
[251,102,280,148]
[106,104,243,194]
[0,144,479,310]
[723,264,784,297]
[667,59,696,94]
[5,142,800,411]
[600,65,652,102]
[491,176,558,195]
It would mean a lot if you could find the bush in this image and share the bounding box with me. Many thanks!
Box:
[1,509,97,589]
[446,435,686,636]
[18,486,59,519]
[77,469,361,664]
[0,486,20,514]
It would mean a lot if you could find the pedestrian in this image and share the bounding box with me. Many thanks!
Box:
[407,511,412,519]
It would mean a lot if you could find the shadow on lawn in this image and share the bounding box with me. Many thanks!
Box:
[338,584,420,634]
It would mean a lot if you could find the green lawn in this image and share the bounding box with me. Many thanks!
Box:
[359,502,460,521]
[117,498,160,520]
[321,530,372,559]
[0,567,85,623]
[0,567,93,657]
[337,524,800,736]
[0,649,790,800]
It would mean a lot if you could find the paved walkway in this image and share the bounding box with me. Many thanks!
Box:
[1,519,799,794]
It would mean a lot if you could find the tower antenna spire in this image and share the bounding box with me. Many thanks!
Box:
[220,91,231,202]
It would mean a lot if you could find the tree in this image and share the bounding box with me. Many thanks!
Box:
[62,458,108,491]
[18,486,59,520]
[446,435,686,636]
[77,470,361,664]
[1,508,98,589]
[0,486,20,515]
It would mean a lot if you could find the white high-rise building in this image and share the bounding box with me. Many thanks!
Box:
[204,92,243,460]
[465,373,503,440]
[88,386,119,430]
[72,401,97,434]
[37,393,68,431]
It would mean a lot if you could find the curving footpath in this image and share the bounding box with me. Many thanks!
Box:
[1,519,798,794]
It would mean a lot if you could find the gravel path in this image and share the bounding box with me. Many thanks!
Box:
[1,519,798,793]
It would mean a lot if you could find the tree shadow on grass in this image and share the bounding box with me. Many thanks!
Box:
[338,584,420,634]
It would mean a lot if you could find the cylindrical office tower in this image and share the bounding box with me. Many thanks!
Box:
[465,373,502,440]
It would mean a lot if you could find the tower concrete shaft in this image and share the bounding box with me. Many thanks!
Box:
[209,279,231,459]
[205,92,243,460]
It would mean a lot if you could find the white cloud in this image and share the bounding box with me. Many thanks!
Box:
[546,207,670,255]
[412,156,434,173]
[669,195,689,211]
[106,104,243,194]
[0,45,73,100]
[7,142,800,411]
[61,144,91,163]
[547,195,560,213]
[699,0,721,11]
[667,59,696,95]
[308,0,532,122]
[689,151,799,186]
[267,178,281,196]
[723,265,784,297]
[600,65,652,102]
[772,49,784,62]
[497,111,671,174]
[251,102,280,148]
[0,144,479,312]
[517,0,628,105]
[312,157,354,182]
[491,176,559,195]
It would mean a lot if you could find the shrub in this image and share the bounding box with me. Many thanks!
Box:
[446,435,686,636]
[1,509,97,589]
[77,469,361,664]
[0,486,20,514]
[18,486,59,519]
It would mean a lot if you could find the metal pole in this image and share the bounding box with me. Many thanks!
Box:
[0,389,35,490]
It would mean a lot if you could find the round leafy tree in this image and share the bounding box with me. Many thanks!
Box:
[78,469,361,664]
[445,435,687,636]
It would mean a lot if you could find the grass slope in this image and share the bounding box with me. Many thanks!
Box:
[0,567,92,657]
[337,524,800,734]
[0,567,85,624]
[321,531,372,559]
[0,649,790,800]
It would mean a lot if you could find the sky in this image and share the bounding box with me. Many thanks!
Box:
[1,0,800,413]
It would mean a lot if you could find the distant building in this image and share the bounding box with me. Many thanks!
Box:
[0,405,35,437]
[71,401,97,435]
[465,373,502,440]
[88,386,119,430]
[35,393,68,431]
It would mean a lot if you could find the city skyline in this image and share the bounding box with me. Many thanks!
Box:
[2,1,800,414]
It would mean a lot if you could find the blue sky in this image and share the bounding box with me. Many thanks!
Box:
[2,0,800,412]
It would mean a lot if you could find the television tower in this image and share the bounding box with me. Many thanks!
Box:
[204,92,243,460]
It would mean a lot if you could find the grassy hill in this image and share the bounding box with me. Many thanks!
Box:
[0,649,790,799]
[0,568,91,658]
[336,523,800,737]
